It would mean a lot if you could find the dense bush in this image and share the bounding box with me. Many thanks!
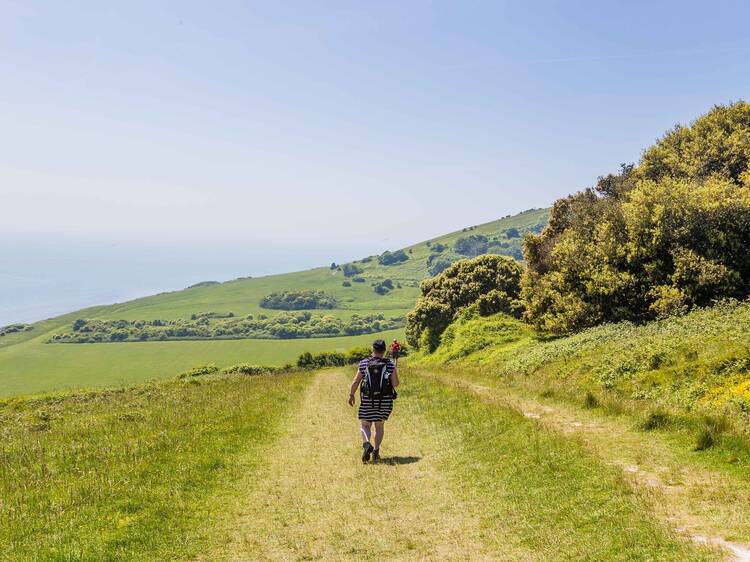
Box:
[296,351,346,368]
[637,102,750,184]
[190,311,234,320]
[373,279,394,295]
[50,313,405,343]
[378,249,409,266]
[260,290,337,310]
[220,363,288,376]
[352,276,366,283]
[0,323,33,337]
[342,263,364,277]
[406,254,524,350]
[177,364,219,379]
[427,251,456,276]
[523,102,750,334]
[296,343,408,369]
[454,234,489,257]
[342,280,352,287]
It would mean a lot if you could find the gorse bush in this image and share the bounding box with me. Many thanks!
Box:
[260,290,337,310]
[406,254,524,350]
[523,102,750,334]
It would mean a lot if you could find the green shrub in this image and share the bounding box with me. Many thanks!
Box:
[523,102,750,334]
[378,250,409,266]
[342,264,364,277]
[640,411,671,431]
[454,234,488,257]
[583,391,599,409]
[406,255,524,349]
[50,312,404,343]
[0,323,33,337]
[221,363,284,376]
[260,290,337,310]
[177,364,219,379]
[373,279,395,295]
[342,280,352,287]
[427,254,454,276]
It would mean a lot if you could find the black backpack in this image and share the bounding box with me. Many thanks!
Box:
[360,357,397,405]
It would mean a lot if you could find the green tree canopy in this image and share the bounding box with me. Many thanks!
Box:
[406,254,523,350]
[523,102,750,334]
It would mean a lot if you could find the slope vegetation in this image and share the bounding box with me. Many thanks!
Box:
[0,209,547,397]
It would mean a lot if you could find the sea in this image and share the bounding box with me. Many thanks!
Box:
[0,236,375,327]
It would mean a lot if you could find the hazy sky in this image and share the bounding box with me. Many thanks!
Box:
[2,1,750,250]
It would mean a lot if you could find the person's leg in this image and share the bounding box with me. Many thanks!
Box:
[360,420,372,444]
[373,421,385,449]
[360,420,374,462]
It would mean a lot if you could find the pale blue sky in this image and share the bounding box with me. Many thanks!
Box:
[2,1,750,325]
[2,1,749,248]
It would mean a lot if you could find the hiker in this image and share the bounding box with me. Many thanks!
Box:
[348,339,399,463]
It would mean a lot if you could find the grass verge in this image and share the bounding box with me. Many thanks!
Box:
[0,372,311,561]
[405,371,719,561]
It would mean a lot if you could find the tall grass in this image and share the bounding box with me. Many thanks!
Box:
[0,372,310,561]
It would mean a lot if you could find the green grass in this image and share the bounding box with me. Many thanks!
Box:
[0,371,311,562]
[0,209,547,397]
[413,300,750,469]
[0,328,403,398]
[401,373,716,561]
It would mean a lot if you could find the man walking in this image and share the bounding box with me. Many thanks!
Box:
[348,339,399,462]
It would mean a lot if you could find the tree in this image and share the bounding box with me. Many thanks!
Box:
[342,263,364,277]
[454,234,488,257]
[406,254,524,349]
[378,250,409,265]
[522,103,750,334]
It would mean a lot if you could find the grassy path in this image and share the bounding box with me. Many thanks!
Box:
[211,370,498,561]
[417,368,750,561]
[208,369,718,561]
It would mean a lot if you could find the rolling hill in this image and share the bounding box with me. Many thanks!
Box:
[0,208,548,397]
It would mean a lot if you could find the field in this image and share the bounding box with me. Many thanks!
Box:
[2,367,733,561]
[0,209,547,397]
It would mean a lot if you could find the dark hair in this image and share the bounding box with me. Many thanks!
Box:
[372,339,386,352]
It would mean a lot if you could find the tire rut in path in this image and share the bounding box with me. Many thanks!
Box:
[214,370,501,561]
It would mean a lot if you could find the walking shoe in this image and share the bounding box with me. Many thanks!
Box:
[372,448,380,463]
[362,442,374,462]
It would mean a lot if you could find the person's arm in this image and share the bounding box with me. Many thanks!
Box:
[348,371,363,406]
[391,362,399,388]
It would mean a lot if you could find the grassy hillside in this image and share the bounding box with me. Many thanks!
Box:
[413,301,750,456]
[0,209,547,397]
